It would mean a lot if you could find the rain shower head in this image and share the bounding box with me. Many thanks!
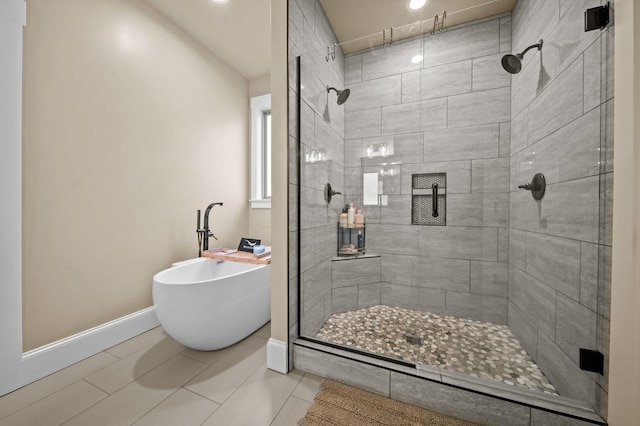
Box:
[327,86,351,105]
[501,39,543,74]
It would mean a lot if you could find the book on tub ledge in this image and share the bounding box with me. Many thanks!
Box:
[202,247,271,265]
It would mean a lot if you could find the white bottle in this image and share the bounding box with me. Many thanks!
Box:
[347,203,355,226]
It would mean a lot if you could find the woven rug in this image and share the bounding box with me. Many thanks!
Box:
[298,380,477,426]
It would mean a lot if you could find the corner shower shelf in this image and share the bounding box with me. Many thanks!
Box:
[337,223,366,257]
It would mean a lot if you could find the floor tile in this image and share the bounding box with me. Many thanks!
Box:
[291,373,322,403]
[185,336,267,404]
[202,363,304,426]
[254,322,271,339]
[0,381,107,426]
[270,396,311,426]
[63,355,207,426]
[316,305,557,395]
[180,333,266,366]
[85,336,185,394]
[132,388,219,426]
[0,352,118,420]
[106,327,168,359]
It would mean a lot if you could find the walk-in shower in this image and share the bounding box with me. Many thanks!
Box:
[289,1,613,423]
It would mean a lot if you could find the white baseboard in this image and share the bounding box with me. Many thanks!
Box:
[266,338,288,374]
[22,307,159,385]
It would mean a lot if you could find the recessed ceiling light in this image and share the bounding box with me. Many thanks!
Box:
[408,0,427,11]
[211,0,229,3]
[411,54,424,64]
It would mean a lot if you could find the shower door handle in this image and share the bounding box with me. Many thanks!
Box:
[432,183,439,217]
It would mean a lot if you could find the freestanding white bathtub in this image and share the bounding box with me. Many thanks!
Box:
[152,257,271,351]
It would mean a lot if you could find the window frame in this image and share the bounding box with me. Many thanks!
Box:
[250,94,272,209]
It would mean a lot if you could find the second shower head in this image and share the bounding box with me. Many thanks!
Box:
[327,85,351,105]
[501,39,543,74]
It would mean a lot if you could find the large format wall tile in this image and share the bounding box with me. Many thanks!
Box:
[332,257,381,288]
[345,108,381,139]
[512,107,600,189]
[525,232,581,301]
[470,261,508,297]
[422,19,500,68]
[381,283,421,311]
[381,254,419,285]
[367,224,421,255]
[509,266,556,339]
[538,176,600,243]
[555,292,598,365]
[448,87,511,128]
[419,226,498,261]
[472,53,511,91]
[536,332,596,406]
[527,56,583,144]
[345,54,362,85]
[332,286,358,314]
[362,38,422,81]
[508,302,538,361]
[301,259,332,314]
[447,193,510,227]
[345,75,401,112]
[471,158,510,193]
[421,60,472,99]
[445,291,507,324]
[418,258,470,292]
[360,132,423,167]
[423,124,499,162]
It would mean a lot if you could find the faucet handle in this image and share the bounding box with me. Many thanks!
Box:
[208,230,218,240]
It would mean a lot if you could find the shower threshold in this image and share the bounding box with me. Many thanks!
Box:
[314,305,558,396]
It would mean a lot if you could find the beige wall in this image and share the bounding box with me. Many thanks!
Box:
[609,0,640,423]
[249,74,271,98]
[248,73,272,245]
[270,0,288,345]
[22,0,250,350]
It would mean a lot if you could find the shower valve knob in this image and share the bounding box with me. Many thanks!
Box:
[519,173,546,200]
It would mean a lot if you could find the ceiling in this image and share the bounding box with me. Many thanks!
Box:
[145,0,271,80]
[144,0,516,80]
[320,0,516,54]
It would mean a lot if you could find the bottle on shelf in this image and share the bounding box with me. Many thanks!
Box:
[347,203,355,226]
[355,208,364,226]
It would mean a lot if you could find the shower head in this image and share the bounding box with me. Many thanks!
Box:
[327,86,351,105]
[501,39,543,74]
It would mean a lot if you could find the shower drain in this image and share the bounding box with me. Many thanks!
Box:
[404,334,423,346]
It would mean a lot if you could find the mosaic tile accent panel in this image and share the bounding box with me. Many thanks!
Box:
[315,305,558,395]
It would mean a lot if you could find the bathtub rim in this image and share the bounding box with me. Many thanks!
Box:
[153,257,269,286]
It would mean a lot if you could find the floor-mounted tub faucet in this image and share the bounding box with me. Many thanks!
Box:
[197,202,223,256]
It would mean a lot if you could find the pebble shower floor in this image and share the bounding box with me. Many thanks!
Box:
[315,305,558,395]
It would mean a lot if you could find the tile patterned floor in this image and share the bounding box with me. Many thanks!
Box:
[0,323,322,426]
[315,305,559,395]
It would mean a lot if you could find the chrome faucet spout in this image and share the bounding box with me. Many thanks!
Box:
[202,202,223,251]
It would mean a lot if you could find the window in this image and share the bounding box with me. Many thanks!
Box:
[250,94,271,208]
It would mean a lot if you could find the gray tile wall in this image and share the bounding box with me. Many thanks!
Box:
[288,0,347,353]
[508,0,613,417]
[342,15,512,325]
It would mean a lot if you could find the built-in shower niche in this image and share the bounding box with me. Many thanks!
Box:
[411,173,446,226]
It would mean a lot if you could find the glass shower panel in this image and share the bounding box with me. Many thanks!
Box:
[294,3,612,418]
